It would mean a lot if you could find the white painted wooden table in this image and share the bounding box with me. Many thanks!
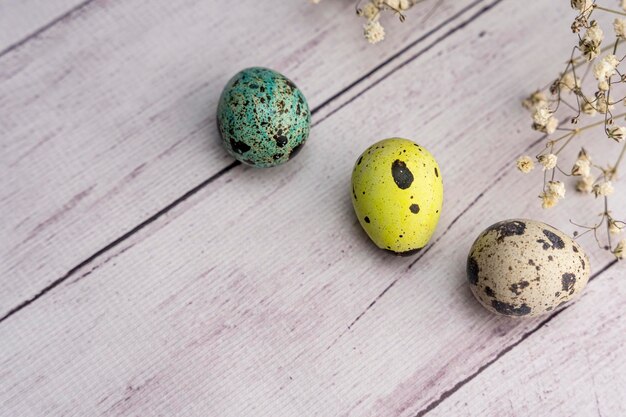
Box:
[1,1,625,416]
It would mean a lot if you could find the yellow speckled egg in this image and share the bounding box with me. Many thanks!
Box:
[351,138,443,255]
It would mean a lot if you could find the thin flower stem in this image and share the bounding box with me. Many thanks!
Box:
[614,140,626,173]
[605,197,613,249]
[594,5,626,16]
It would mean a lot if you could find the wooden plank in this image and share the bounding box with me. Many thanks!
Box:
[0,0,86,54]
[0,0,484,316]
[5,1,620,415]
[429,269,626,416]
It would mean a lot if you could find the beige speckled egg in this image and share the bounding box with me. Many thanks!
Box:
[467,219,590,317]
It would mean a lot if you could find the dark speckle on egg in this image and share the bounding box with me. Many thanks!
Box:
[274,135,288,148]
[486,220,526,242]
[491,300,532,316]
[542,229,565,249]
[467,256,479,285]
[561,273,576,291]
[391,160,414,189]
[485,286,495,297]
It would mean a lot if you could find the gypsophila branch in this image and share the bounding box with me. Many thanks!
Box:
[517,0,626,259]
[311,0,440,44]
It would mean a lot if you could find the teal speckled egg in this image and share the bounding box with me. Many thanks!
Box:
[216,67,311,167]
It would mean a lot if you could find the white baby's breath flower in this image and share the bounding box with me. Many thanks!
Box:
[364,20,385,44]
[522,91,548,110]
[540,192,560,209]
[532,106,551,125]
[593,54,619,81]
[572,159,591,176]
[577,175,595,193]
[593,181,614,197]
[582,99,598,116]
[596,95,612,113]
[560,73,579,91]
[538,153,558,170]
[532,106,558,133]
[547,180,566,198]
[586,21,604,43]
[598,80,610,91]
[614,18,626,38]
[571,0,594,15]
[398,0,411,10]
[540,180,566,209]
[614,239,626,259]
[545,116,558,134]
[580,21,604,60]
[516,155,535,173]
[359,3,379,20]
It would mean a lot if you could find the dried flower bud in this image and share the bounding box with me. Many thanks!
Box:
[516,155,535,173]
[614,18,626,39]
[608,126,626,142]
[578,148,591,163]
[538,154,558,170]
[571,0,594,15]
[609,218,624,235]
[572,159,591,176]
[614,239,626,259]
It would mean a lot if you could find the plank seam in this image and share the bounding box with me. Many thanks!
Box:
[0,0,501,323]
[0,0,97,59]
[310,0,485,117]
[413,259,619,417]
[0,161,239,323]
[312,0,505,128]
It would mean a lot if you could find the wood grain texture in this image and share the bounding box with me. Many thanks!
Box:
[431,269,625,416]
[3,1,624,416]
[0,0,484,317]
[0,0,87,54]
